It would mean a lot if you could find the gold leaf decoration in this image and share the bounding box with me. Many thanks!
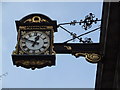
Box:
[23,16,49,23]
[44,51,49,55]
[64,46,72,50]
[15,60,52,67]
[73,53,101,63]
[24,19,32,23]
[19,26,26,30]
[85,53,101,63]
[21,31,26,35]
[12,50,17,55]
[45,31,50,35]
[19,50,24,55]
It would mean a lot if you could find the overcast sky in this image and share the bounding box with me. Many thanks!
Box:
[1,1,103,89]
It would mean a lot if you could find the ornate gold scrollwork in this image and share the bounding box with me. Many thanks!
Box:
[19,50,24,55]
[15,60,52,66]
[51,46,56,55]
[32,16,41,23]
[21,31,26,35]
[23,19,32,23]
[12,48,24,55]
[73,53,101,63]
[12,50,17,55]
[52,50,56,55]
[45,31,50,35]
[44,51,49,55]
[15,60,53,70]
[24,16,48,23]
[64,46,72,50]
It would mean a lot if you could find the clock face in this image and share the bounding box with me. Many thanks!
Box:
[20,31,50,54]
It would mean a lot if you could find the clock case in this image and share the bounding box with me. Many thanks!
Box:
[12,14,57,70]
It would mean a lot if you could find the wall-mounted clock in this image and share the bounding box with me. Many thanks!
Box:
[12,14,57,70]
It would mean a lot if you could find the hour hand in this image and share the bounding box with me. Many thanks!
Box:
[23,38,39,45]
[32,36,40,47]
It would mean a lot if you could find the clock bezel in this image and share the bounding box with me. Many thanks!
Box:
[19,29,53,55]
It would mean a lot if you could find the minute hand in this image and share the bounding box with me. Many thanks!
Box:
[32,36,40,47]
[23,38,39,45]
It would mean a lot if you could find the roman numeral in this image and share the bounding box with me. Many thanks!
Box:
[39,49,41,52]
[40,48,44,51]
[26,49,30,52]
[24,48,28,51]
[28,34,32,37]
[42,46,46,49]
[22,43,26,46]
[34,32,37,36]
[43,37,46,40]
[23,45,27,49]
[35,50,39,53]
[44,42,48,44]
[29,50,33,53]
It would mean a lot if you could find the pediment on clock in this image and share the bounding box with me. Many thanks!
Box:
[19,13,53,23]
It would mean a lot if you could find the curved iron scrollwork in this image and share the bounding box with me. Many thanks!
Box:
[79,37,93,43]
[57,13,101,43]
[58,13,101,30]
[57,13,102,63]
[79,13,100,30]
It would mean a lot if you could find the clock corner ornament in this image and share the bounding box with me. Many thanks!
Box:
[12,14,57,70]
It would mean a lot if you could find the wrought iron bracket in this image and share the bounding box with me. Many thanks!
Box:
[53,43,102,63]
[58,13,101,30]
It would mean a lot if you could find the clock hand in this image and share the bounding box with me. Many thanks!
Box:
[32,35,40,47]
[23,38,39,45]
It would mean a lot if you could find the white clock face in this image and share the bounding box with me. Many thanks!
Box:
[20,31,50,54]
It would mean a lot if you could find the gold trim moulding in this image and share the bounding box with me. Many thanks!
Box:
[14,60,53,70]
[15,60,52,66]
[19,26,53,30]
